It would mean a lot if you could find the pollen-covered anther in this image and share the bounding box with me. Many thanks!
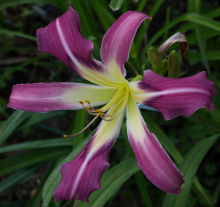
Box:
[79,100,117,121]
[85,100,90,104]
[96,109,103,117]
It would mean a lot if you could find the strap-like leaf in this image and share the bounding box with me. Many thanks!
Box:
[162,134,220,207]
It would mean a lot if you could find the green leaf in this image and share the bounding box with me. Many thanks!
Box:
[135,0,165,52]
[0,0,58,10]
[0,147,70,176]
[27,162,57,207]
[109,0,124,11]
[71,0,94,36]
[0,29,36,41]
[0,164,43,193]
[189,50,220,62]
[137,0,148,12]
[0,111,32,146]
[0,137,73,154]
[179,7,220,34]
[42,135,91,207]
[142,12,220,59]
[91,0,115,31]
[162,134,220,207]
[77,158,140,207]
[20,111,67,129]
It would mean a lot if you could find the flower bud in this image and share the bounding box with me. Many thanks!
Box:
[131,75,143,82]
[168,50,180,78]
[159,59,168,76]
[147,46,163,74]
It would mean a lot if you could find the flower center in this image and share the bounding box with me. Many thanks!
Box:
[63,85,129,137]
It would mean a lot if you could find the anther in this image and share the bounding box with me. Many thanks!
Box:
[85,100,90,104]
[79,101,83,104]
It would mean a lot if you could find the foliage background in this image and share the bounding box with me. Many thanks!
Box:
[0,0,220,207]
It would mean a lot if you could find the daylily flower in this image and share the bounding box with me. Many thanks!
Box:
[8,7,216,202]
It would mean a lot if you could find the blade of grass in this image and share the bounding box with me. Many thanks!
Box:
[187,29,220,44]
[0,0,58,10]
[0,29,36,41]
[0,147,70,176]
[142,13,220,60]
[137,0,148,12]
[71,0,94,36]
[20,111,67,129]
[194,24,211,76]
[0,54,48,86]
[179,7,220,34]
[27,162,58,207]
[135,0,165,53]
[0,164,44,193]
[0,111,33,145]
[162,134,219,207]
[0,137,73,153]
[163,6,170,42]
[91,0,115,31]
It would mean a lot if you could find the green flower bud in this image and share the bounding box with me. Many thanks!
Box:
[131,75,143,82]
[147,46,163,74]
[159,59,168,76]
[168,50,180,78]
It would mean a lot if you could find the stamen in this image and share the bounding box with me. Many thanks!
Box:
[68,89,128,137]
[63,115,99,137]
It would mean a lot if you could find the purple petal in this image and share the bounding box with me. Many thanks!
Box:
[8,82,116,112]
[54,109,125,202]
[101,11,151,76]
[37,7,106,82]
[126,98,184,194]
[54,138,114,202]
[136,70,216,120]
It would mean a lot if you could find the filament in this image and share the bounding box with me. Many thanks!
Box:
[63,115,99,137]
